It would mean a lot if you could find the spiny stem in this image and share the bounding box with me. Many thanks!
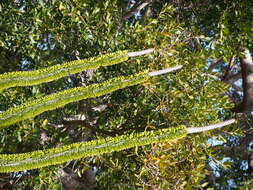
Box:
[0,49,154,91]
[0,72,150,129]
[0,126,187,173]
[0,67,181,129]
[0,119,236,173]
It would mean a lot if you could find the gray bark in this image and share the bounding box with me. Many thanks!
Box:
[233,48,253,113]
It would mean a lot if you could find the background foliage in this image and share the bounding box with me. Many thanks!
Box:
[0,0,252,189]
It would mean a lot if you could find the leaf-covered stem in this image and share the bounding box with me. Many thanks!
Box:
[0,50,128,91]
[0,126,187,173]
[0,118,236,173]
[0,72,150,129]
[0,49,154,92]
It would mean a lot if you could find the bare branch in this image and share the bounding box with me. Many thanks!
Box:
[232,84,243,92]
[213,144,248,160]
[144,3,153,18]
[207,57,223,71]
[122,0,153,21]
[187,119,236,134]
[222,55,237,82]
[229,55,237,69]
[223,72,242,84]
[214,132,253,162]
[62,120,113,136]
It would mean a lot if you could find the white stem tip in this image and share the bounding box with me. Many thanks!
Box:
[187,119,236,134]
[128,48,154,57]
[148,65,183,76]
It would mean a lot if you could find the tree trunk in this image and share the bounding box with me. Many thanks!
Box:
[233,48,253,113]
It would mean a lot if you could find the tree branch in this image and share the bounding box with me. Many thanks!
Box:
[223,72,241,84]
[232,84,243,92]
[248,151,253,177]
[207,57,223,71]
[233,48,253,113]
[222,55,237,81]
[122,0,153,21]
[62,120,113,136]
[213,132,253,161]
